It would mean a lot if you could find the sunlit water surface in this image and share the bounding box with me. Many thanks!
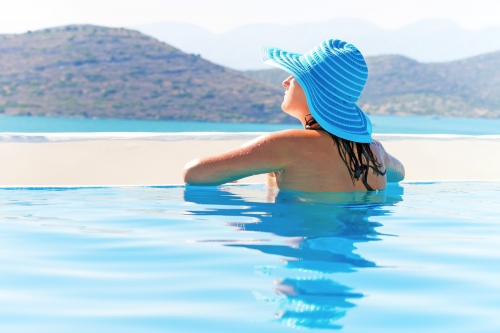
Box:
[0,182,499,332]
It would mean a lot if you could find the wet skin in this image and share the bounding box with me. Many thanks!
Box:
[183,76,404,192]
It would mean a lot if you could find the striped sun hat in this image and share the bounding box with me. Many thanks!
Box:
[262,39,372,143]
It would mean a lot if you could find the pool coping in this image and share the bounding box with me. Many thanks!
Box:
[1,180,499,189]
[2,132,500,185]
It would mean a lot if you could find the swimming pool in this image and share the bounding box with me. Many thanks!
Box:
[1,182,499,332]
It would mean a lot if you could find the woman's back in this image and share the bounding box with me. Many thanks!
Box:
[266,129,387,192]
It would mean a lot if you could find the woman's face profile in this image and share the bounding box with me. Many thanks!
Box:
[281,76,309,118]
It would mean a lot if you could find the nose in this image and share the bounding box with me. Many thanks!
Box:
[282,76,292,89]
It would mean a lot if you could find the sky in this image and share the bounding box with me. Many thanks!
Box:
[1,0,499,34]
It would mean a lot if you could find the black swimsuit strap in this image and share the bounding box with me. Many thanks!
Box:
[305,114,322,130]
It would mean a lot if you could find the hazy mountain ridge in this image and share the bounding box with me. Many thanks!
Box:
[0,25,286,122]
[245,51,500,118]
[1,24,499,121]
[134,18,500,70]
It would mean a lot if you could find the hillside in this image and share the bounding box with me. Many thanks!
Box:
[3,24,499,121]
[245,52,500,118]
[0,25,286,123]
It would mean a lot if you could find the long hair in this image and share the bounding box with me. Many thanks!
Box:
[305,115,386,191]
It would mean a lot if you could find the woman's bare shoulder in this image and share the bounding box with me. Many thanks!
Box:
[264,129,324,141]
[243,129,319,147]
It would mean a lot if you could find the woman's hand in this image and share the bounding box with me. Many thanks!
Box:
[373,138,405,183]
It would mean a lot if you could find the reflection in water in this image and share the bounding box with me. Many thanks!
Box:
[184,185,403,330]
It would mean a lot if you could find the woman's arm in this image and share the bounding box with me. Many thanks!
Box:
[183,131,294,186]
[373,138,405,182]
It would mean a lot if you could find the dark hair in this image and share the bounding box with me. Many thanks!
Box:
[305,115,386,191]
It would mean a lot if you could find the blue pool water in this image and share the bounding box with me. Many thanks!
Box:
[2,114,500,134]
[1,182,499,332]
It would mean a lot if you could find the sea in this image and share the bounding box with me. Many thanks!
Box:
[1,114,500,135]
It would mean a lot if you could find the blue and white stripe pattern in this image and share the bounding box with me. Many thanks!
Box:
[262,39,372,143]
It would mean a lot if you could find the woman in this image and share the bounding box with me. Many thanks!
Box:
[183,39,404,192]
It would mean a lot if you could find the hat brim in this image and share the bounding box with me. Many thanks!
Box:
[262,46,373,143]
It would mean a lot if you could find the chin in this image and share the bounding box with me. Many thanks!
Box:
[281,101,287,111]
[281,105,292,116]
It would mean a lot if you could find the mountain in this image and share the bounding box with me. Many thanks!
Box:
[133,18,500,70]
[2,24,499,121]
[244,51,500,118]
[0,25,286,123]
